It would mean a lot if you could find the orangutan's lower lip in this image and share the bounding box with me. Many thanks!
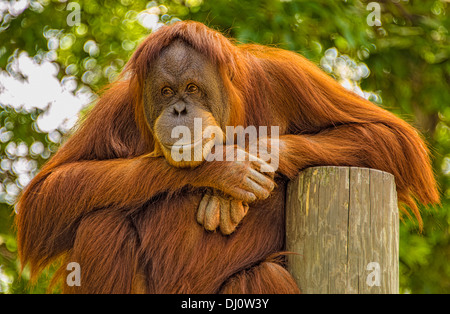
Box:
[163,138,204,151]
[163,134,216,151]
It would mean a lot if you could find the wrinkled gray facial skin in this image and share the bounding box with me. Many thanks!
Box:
[143,39,229,147]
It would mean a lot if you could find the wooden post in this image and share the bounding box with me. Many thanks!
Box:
[286,166,399,294]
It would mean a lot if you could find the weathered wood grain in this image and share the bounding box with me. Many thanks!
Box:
[286,166,399,294]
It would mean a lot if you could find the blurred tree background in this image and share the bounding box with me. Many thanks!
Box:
[0,0,448,294]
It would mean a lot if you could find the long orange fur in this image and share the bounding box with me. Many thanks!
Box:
[15,21,439,293]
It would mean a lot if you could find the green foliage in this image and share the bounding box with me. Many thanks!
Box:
[0,0,448,293]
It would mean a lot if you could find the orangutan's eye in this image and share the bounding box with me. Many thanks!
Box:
[161,87,174,97]
[186,83,199,94]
